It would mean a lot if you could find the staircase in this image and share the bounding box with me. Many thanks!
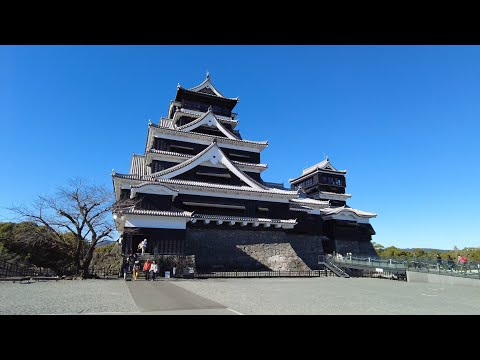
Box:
[318,255,350,278]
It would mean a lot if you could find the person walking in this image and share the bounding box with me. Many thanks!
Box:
[133,261,141,280]
[447,255,455,271]
[458,254,468,273]
[143,259,152,281]
[149,260,158,281]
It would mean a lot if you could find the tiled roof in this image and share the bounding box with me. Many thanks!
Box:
[302,158,346,175]
[317,191,352,199]
[182,74,239,101]
[113,173,146,180]
[289,158,347,184]
[147,149,268,169]
[193,213,297,224]
[175,110,238,140]
[320,206,376,218]
[176,108,238,126]
[122,208,193,217]
[151,142,216,177]
[113,174,298,197]
[154,178,296,196]
[150,142,270,191]
[289,206,316,213]
[148,149,190,158]
[149,123,268,148]
[290,198,330,208]
[130,154,151,176]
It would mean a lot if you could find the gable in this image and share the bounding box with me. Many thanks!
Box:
[151,142,266,190]
[176,111,238,140]
[197,87,216,95]
[172,163,250,187]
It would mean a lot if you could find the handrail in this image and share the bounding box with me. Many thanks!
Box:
[318,255,350,278]
[331,255,407,270]
[324,254,480,280]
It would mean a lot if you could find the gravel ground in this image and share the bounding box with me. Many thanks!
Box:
[172,277,480,314]
[0,279,138,315]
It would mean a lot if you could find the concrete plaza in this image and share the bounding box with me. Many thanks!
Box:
[1,277,479,315]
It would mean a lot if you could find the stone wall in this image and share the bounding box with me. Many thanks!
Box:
[185,228,324,271]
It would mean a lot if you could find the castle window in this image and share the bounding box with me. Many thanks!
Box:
[320,175,343,186]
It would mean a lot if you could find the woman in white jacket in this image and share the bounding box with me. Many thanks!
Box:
[149,260,158,281]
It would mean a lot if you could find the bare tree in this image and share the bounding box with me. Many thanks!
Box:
[9,178,129,278]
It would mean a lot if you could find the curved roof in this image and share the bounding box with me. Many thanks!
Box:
[290,157,347,184]
[193,213,297,225]
[121,208,193,218]
[150,141,270,190]
[181,73,239,101]
[176,109,239,140]
[148,122,268,150]
[321,206,376,218]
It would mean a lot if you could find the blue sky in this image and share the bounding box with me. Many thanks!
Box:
[1,45,479,250]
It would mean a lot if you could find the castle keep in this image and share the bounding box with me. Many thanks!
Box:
[112,74,377,271]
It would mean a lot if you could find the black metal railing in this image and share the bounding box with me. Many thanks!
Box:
[194,270,334,278]
[0,258,57,278]
[325,254,480,281]
[0,258,120,279]
[329,254,407,270]
[402,259,480,279]
[318,255,350,278]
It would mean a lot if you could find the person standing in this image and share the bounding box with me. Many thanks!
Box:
[447,255,455,271]
[143,259,152,281]
[149,260,158,281]
[436,253,443,271]
[139,239,148,255]
[123,256,131,280]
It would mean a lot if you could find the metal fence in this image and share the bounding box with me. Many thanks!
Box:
[402,260,480,279]
[0,258,120,279]
[194,270,335,278]
[327,254,480,281]
[0,258,56,278]
[322,255,407,281]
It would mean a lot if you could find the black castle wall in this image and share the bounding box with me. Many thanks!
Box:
[173,194,290,218]
[185,227,324,271]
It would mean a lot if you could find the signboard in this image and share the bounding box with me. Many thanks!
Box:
[375,268,384,273]
[164,271,171,278]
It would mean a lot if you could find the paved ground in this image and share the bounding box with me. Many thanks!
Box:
[172,277,480,315]
[0,279,137,315]
[125,279,234,315]
[2,277,480,315]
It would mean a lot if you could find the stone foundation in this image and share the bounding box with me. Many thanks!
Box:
[186,228,325,271]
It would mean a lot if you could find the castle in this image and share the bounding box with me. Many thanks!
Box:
[112,74,377,271]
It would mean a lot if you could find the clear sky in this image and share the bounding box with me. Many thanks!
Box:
[1,45,479,250]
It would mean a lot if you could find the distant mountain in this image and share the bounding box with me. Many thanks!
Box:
[96,240,117,247]
[401,248,450,253]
